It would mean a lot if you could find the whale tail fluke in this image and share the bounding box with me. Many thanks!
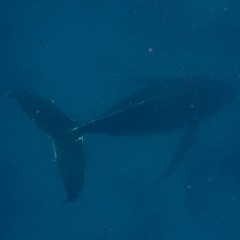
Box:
[6,90,85,203]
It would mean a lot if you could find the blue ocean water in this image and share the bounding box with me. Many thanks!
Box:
[1,0,240,239]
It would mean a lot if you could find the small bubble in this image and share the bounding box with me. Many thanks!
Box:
[207,176,213,182]
[148,47,153,53]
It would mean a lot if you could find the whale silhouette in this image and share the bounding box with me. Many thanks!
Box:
[6,77,234,202]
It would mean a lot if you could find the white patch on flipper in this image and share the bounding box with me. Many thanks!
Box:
[52,141,58,161]
[76,135,84,143]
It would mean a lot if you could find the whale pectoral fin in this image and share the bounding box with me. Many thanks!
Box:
[53,137,85,203]
[6,90,76,138]
[156,122,200,185]
[7,90,85,203]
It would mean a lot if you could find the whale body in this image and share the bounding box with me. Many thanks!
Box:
[6,77,234,202]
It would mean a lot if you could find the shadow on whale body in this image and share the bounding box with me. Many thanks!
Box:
[6,77,235,202]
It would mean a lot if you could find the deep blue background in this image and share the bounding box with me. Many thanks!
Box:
[1,0,240,239]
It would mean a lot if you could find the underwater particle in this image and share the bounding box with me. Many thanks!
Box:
[147,47,153,53]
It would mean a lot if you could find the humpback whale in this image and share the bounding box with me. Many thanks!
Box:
[6,77,234,202]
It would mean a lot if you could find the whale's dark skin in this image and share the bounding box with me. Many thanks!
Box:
[76,77,233,135]
[6,90,84,203]
[6,77,234,202]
